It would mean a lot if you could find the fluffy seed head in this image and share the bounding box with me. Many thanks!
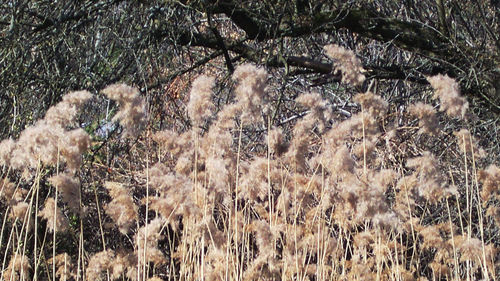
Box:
[427,74,468,119]
[187,75,215,126]
[324,44,365,86]
[38,198,69,233]
[49,173,81,214]
[409,102,440,135]
[232,64,268,122]
[102,83,147,138]
[104,182,138,234]
[45,90,93,126]
[3,254,31,281]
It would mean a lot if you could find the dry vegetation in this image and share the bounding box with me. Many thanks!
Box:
[0,44,499,281]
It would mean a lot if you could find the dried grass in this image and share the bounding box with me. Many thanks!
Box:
[0,45,498,281]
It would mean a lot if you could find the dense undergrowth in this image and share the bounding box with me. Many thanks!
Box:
[0,44,499,281]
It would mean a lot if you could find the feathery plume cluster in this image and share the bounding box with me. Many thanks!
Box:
[205,155,230,194]
[10,202,34,233]
[324,44,365,86]
[203,119,233,158]
[248,220,273,253]
[285,92,332,170]
[453,128,486,158]
[135,218,166,266]
[0,177,25,206]
[48,253,75,281]
[338,170,399,229]
[152,130,197,176]
[45,90,93,126]
[194,64,268,134]
[0,177,33,231]
[479,164,500,202]
[102,83,147,138]
[409,102,440,135]
[10,123,65,170]
[266,126,288,156]
[0,138,15,166]
[239,157,272,201]
[325,91,387,148]
[187,75,215,127]
[406,152,457,203]
[109,251,137,280]
[419,225,444,250]
[148,162,171,194]
[38,198,69,233]
[62,128,91,171]
[86,249,136,281]
[188,64,267,175]
[243,220,280,280]
[231,64,268,123]
[152,129,191,158]
[9,202,30,221]
[103,181,138,234]
[354,91,388,117]
[427,74,469,118]
[457,237,484,262]
[86,250,115,281]
[2,254,31,281]
[1,90,91,172]
[147,163,201,223]
[49,173,81,214]
[327,145,356,178]
[296,92,332,132]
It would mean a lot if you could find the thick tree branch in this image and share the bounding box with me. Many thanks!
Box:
[207,11,234,73]
[167,30,429,86]
[207,1,453,59]
[436,0,450,37]
[161,2,499,112]
[210,0,270,40]
[221,4,498,111]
